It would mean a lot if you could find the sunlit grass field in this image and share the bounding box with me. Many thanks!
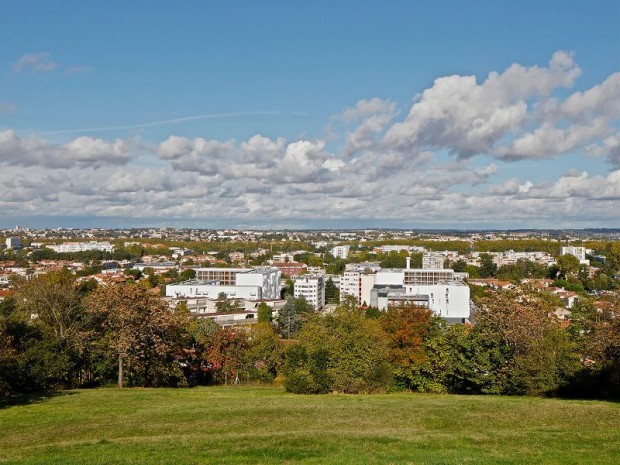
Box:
[1,386,618,464]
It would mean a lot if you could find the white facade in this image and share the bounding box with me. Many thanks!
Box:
[422,253,445,270]
[165,283,264,300]
[166,267,281,300]
[5,237,22,249]
[371,281,470,319]
[372,265,469,319]
[340,271,376,305]
[48,241,114,253]
[294,275,325,310]
[331,245,350,259]
[561,246,590,265]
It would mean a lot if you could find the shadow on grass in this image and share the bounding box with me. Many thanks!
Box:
[0,390,78,410]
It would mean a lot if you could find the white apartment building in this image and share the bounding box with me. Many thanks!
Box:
[491,250,556,267]
[422,253,445,270]
[340,271,377,306]
[370,282,470,321]
[331,245,350,259]
[561,246,590,265]
[5,237,22,249]
[370,258,470,320]
[166,267,281,301]
[293,275,325,310]
[48,241,114,253]
[374,245,427,254]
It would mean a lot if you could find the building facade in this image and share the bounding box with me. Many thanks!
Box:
[293,275,325,310]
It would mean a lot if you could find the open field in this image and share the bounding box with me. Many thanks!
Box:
[1,387,619,465]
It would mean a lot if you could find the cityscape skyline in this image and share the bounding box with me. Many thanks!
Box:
[1,1,619,229]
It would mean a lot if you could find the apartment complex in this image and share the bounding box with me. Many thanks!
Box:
[331,245,350,259]
[561,246,590,265]
[166,267,281,301]
[293,274,325,309]
[47,241,114,253]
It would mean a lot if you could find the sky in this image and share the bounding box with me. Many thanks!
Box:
[0,1,619,230]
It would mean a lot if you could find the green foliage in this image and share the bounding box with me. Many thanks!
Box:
[179,269,196,281]
[276,296,313,338]
[215,293,241,314]
[556,254,580,278]
[324,277,339,304]
[379,251,407,269]
[247,323,282,382]
[478,253,498,278]
[364,307,382,319]
[256,302,273,323]
[496,259,549,282]
[283,345,331,394]
[285,304,392,394]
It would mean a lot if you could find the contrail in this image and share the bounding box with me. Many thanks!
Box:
[35,111,305,135]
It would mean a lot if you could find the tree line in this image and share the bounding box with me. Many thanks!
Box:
[1,270,618,399]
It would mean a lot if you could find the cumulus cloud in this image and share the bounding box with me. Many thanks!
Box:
[0,130,137,167]
[384,51,581,159]
[1,51,619,227]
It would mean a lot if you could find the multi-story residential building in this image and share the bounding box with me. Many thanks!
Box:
[47,241,114,253]
[293,275,325,310]
[166,267,281,301]
[331,245,350,260]
[340,271,377,306]
[422,253,445,270]
[561,246,590,265]
[5,237,22,249]
[373,245,426,254]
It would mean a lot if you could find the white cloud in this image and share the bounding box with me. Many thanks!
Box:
[1,51,618,227]
[11,52,58,75]
[0,130,137,167]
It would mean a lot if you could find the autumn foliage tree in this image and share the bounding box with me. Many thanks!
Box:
[87,283,191,388]
[379,304,440,391]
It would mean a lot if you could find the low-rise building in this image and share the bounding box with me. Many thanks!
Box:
[48,241,114,253]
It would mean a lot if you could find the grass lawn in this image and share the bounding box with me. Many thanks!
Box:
[0,386,618,465]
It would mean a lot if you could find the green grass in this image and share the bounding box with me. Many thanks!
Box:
[1,387,618,465]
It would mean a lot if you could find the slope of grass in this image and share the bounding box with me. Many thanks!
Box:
[1,386,618,465]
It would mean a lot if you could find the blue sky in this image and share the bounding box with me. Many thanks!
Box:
[0,1,619,229]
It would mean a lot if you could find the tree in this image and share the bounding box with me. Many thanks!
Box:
[247,323,282,382]
[256,302,273,323]
[215,293,241,314]
[324,278,339,304]
[16,269,84,343]
[478,253,498,278]
[379,304,440,391]
[14,270,88,389]
[277,296,313,338]
[285,302,392,394]
[557,254,580,278]
[206,327,249,385]
[473,291,580,396]
[380,251,407,269]
[451,259,468,272]
[179,269,196,281]
[87,284,191,388]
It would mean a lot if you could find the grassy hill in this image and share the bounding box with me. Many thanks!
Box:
[1,386,618,465]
